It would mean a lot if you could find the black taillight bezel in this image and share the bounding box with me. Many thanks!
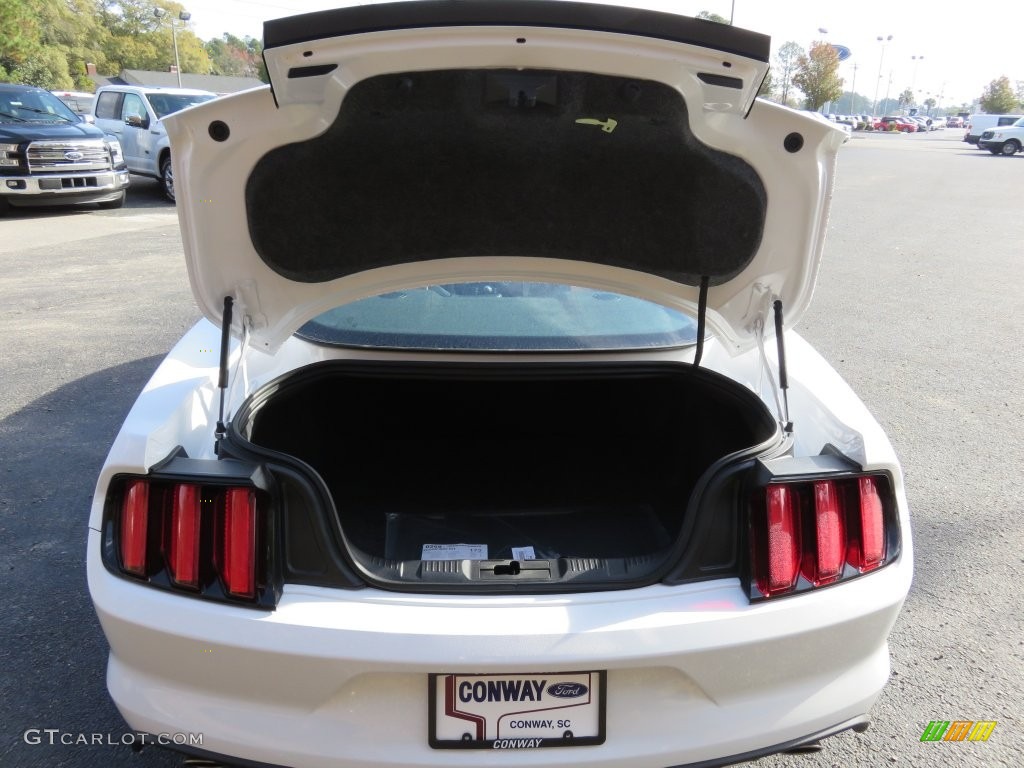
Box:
[101,454,282,610]
[743,454,902,602]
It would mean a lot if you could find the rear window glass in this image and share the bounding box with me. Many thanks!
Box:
[94,91,121,119]
[146,93,216,119]
[296,282,699,352]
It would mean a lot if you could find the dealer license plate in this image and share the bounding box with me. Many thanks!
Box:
[429,671,605,749]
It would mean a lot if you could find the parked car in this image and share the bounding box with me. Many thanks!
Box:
[963,113,1024,145]
[978,116,1024,155]
[0,83,128,214]
[92,84,216,201]
[946,116,963,128]
[930,116,947,129]
[858,114,877,130]
[834,114,859,130]
[875,116,917,132]
[805,110,851,141]
[87,4,912,767]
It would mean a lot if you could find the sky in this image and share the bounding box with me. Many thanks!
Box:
[182,0,1019,109]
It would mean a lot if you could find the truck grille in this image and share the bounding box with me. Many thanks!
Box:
[27,140,112,174]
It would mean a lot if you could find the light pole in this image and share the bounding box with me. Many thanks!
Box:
[910,55,924,105]
[815,28,828,112]
[872,34,893,115]
[847,63,858,114]
[154,7,192,87]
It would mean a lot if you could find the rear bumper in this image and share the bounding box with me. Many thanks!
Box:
[89,528,911,768]
[0,169,129,205]
[156,715,872,768]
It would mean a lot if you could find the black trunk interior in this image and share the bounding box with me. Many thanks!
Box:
[243,362,777,581]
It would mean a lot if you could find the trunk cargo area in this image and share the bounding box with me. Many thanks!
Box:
[239,362,779,587]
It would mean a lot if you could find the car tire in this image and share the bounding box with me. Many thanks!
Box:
[97,192,126,210]
[0,196,9,217]
[160,156,175,203]
[1000,140,1020,156]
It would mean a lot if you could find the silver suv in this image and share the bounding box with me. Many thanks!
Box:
[92,85,216,201]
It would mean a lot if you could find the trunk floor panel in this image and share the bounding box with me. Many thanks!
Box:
[381,505,670,562]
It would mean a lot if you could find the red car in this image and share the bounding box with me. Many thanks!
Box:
[874,117,918,133]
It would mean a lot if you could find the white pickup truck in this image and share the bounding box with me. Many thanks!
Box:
[963,113,1023,145]
[978,116,1024,155]
[92,85,216,201]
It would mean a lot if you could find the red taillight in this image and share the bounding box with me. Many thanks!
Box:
[753,473,893,599]
[757,485,800,596]
[220,488,257,598]
[113,478,262,603]
[804,480,845,586]
[168,484,201,588]
[849,476,886,571]
[120,479,150,576]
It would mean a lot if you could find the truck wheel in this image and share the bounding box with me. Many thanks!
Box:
[1000,140,1020,156]
[0,197,9,217]
[160,156,175,202]
[98,192,126,209]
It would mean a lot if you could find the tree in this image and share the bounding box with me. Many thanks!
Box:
[101,0,170,37]
[897,88,914,110]
[792,41,842,111]
[839,91,873,115]
[0,0,40,75]
[773,42,804,106]
[9,48,75,89]
[0,0,111,89]
[34,0,111,90]
[757,69,774,100]
[101,0,211,75]
[922,97,936,115]
[979,76,1018,113]
[206,34,263,79]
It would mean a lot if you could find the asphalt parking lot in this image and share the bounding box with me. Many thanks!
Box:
[1,133,1022,767]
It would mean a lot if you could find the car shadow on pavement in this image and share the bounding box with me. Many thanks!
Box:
[0,176,172,219]
[958,150,1023,158]
[0,355,180,768]
[126,175,177,209]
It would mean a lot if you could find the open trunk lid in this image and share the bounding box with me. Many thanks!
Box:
[164,0,844,354]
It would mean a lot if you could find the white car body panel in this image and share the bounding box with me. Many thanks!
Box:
[91,527,910,768]
[88,3,912,765]
[165,25,842,355]
[90,326,912,768]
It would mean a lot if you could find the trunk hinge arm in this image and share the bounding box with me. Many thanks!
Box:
[215,296,234,450]
[692,276,710,367]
